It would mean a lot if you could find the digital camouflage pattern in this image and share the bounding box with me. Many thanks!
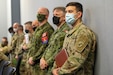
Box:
[42,22,70,75]
[28,22,54,75]
[53,22,96,75]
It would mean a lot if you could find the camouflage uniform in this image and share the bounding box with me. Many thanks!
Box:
[0,44,9,55]
[28,22,54,75]
[9,33,18,54]
[8,33,18,66]
[53,22,96,75]
[0,52,8,61]
[14,32,24,75]
[15,32,25,56]
[42,22,70,75]
[20,33,34,75]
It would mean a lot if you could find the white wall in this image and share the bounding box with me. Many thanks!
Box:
[0,1,8,40]
[0,1,12,42]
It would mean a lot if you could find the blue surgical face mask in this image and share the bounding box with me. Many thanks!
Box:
[65,13,77,25]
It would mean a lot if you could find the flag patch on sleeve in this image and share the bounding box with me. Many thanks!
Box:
[41,32,48,44]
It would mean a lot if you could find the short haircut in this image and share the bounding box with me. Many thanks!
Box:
[8,26,13,31]
[24,21,32,25]
[44,8,49,16]
[18,25,23,31]
[53,7,66,14]
[2,37,7,41]
[66,2,83,13]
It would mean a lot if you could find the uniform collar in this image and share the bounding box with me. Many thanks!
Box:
[67,22,83,36]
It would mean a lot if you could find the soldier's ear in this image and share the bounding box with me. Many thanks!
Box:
[45,15,48,19]
[77,11,82,18]
[62,16,65,21]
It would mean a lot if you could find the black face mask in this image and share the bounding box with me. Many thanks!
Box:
[25,29,29,33]
[33,27,37,31]
[52,16,60,25]
[37,14,46,22]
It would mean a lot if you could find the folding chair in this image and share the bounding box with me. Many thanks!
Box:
[0,60,11,75]
[2,66,16,75]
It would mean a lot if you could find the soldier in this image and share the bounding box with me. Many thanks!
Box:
[8,23,19,67]
[0,37,9,55]
[9,23,19,54]
[28,7,54,75]
[14,25,25,58]
[0,37,9,61]
[40,7,70,75]
[52,2,96,75]
[12,25,24,75]
[19,21,34,75]
[8,26,15,36]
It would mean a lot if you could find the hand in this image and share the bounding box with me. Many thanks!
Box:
[22,45,27,50]
[15,55,18,59]
[52,68,60,75]
[0,48,3,51]
[40,58,48,69]
[28,57,34,65]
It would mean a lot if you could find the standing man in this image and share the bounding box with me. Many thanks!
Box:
[52,2,96,75]
[20,21,34,75]
[28,7,54,75]
[9,23,19,66]
[9,23,19,54]
[14,25,25,75]
[40,7,70,75]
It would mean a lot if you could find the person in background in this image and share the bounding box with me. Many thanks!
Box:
[28,7,54,75]
[9,22,19,55]
[52,2,96,75]
[0,52,8,61]
[40,7,70,75]
[13,25,25,75]
[8,26,15,36]
[0,37,9,56]
[8,23,19,66]
[32,20,39,31]
[19,21,34,75]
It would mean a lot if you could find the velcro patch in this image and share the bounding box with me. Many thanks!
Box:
[75,34,88,53]
[41,32,48,44]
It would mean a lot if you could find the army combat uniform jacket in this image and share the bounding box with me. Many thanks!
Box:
[56,22,96,75]
[42,22,70,74]
[29,22,54,63]
[28,22,54,75]
[0,44,9,55]
[0,52,8,61]
[15,32,25,56]
[9,33,18,54]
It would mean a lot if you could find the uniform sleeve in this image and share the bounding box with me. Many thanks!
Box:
[9,35,18,51]
[0,46,10,54]
[0,52,8,61]
[59,31,90,74]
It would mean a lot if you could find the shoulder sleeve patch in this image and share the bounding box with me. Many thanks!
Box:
[41,32,48,44]
[75,34,88,53]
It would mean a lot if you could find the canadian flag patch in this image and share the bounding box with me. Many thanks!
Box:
[41,32,48,44]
